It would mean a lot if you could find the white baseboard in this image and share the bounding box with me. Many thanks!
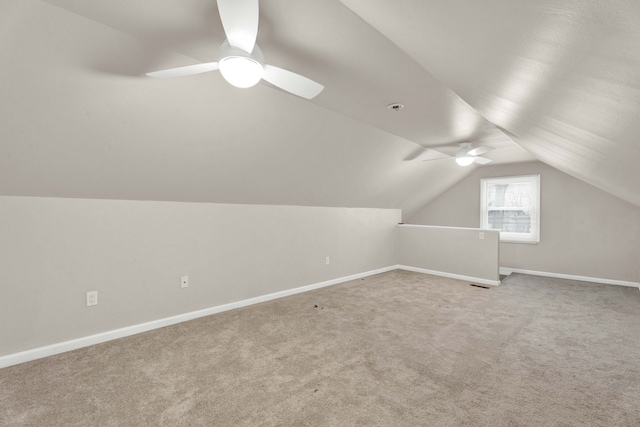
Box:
[0,266,397,369]
[500,267,640,289]
[397,265,501,287]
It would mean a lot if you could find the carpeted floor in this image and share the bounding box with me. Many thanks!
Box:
[1,271,639,426]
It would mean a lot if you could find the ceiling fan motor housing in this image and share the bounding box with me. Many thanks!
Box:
[457,142,472,157]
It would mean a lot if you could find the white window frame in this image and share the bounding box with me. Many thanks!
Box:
[480,174,540,244]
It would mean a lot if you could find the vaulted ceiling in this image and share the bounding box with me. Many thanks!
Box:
[1,0,638,217]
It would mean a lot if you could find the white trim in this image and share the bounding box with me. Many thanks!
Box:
[398,265,501,287]
[500,240,539,245]
[500,267,640,288]
[0,266,397,369]
[234,265,397,307]
[397,223,498,233]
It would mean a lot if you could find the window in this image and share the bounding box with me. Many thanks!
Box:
[480,174,540,243]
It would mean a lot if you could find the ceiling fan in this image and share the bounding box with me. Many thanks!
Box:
[421,142,495,166]
[454,142,495,166]
[146,0,324,99]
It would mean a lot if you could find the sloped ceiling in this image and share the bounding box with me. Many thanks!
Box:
[4,1,635,218]
[342,0,640,208]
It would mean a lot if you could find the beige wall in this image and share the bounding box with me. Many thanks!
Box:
[398,225,500,284]
[409,162,640,283]
[0,196,400,356]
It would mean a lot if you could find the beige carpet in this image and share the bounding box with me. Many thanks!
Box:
[1,271,639,426]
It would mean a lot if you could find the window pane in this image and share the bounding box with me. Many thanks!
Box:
[487,182,533,208]
[487,209,532,233]
[481,174,539,243]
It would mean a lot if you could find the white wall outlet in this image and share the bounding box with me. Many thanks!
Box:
[325,257,330,265]
[86,291,98,307]
[479,232,485,240]
[181,275,189,288]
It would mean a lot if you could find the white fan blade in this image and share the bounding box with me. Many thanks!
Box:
[146,62,219,78]
[414,150,452,162]
[420,156,453,162]
[467,145,495,156]
[473,156,493,164]
[262,65,324,99]
[217,0,259,54]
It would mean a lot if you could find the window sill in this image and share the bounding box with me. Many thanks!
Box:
[500,240,539,245]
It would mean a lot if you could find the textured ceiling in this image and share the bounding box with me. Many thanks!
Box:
[342,0,640,208]
[3,0,635,216]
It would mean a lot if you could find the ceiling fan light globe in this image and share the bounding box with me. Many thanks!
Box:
[456,156,474,166]
[219,56,264,88]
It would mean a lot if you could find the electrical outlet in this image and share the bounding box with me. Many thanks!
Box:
[181,276,189,288]
[479,232,485,240]
[325,257,330,265]
[86,291,98,307]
